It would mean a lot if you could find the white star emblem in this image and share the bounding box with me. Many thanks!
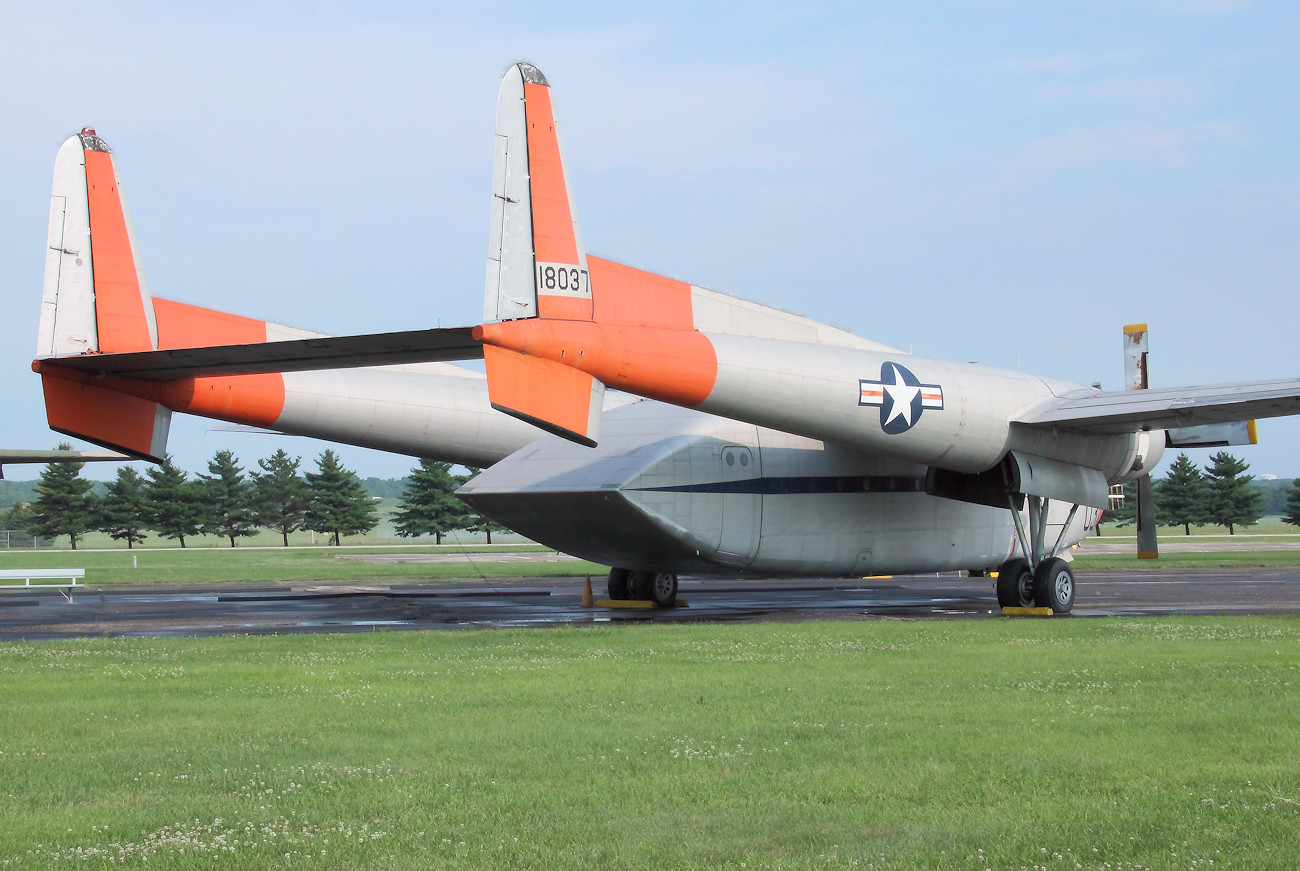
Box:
[882,365,921,428]
[858,362,945,434]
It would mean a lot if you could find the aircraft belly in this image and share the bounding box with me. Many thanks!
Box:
[749,491,1011,576]
[460,401,1019,578]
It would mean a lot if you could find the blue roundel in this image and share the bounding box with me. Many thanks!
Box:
[858,362,944,435]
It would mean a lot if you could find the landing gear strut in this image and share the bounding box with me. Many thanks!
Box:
[1000,494,1077,613]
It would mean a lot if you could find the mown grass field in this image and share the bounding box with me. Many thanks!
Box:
[0,545,608,586]
[1,618,1297,869]
[1073,550,1300,570]
[3,541,1300,587]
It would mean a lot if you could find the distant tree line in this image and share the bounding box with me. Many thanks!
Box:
[1,446,503,549]
[1106,450,1300,535]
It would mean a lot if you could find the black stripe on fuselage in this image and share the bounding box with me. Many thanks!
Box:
[633,475,926,496]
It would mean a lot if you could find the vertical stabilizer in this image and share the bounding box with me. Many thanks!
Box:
[37,129,170,460]
[40,129,158,355]
[484,63,592,324]
[481,64,603,445]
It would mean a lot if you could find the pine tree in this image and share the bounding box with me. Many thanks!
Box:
[1282,479,1300,528]
[464,510,505,544]
[251,449,309,546]
[459,466,505,543]
[304,450,377,546]
[1154,452,1209,535]
[144,455,205,548]
[28,444,98,549]
[1,502,35,533]
[199,450,257,547]
[98,467,150,549]
[1203,451,1263,535]
[392,459,468,544]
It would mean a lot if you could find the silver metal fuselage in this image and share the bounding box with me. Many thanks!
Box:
[459,398,1095,578]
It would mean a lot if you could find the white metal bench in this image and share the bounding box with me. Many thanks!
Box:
[0,568,85,600]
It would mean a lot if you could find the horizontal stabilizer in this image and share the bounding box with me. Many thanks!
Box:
[483,345,603,446]
[41,375,171,462]
[34,326,483,381]
[1016,379,1300,435]
[0,449,131,464]
[0,448,133,478]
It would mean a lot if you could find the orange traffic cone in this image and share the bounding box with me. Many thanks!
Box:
[581,574,594,607]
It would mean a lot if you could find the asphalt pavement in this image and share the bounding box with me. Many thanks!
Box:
[3,567,1299,640]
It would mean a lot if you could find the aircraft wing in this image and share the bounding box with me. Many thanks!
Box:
[1014,379,1300,435]
[33,327,483,381]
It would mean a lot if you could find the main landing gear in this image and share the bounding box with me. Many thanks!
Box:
[995,494,1077,613]
[607,568,679,606]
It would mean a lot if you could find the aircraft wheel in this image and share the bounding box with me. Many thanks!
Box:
[995,558,1034,608]
[646,572,678,607]
[607,568,630,600]
[1033,558,1074,613]
[626,571,650,600]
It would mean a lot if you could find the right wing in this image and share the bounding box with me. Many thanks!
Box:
[1014,379,1300,436]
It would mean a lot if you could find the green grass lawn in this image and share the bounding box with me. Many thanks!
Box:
[1,618,1297,869]
[0,545,607,586]
[6,539,1300,586]
[1094,515,1300,539]
[1073,550,1300,570]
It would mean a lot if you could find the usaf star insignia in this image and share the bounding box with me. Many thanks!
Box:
[858,362,944,434]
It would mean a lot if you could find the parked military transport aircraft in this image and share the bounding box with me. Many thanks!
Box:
[31,64,1300,612]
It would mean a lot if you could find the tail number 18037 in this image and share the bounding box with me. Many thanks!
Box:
[536,263,590,297]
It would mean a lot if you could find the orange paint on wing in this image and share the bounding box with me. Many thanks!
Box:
[523,82,578,266]
[154,298,269,348]
[84,150,153,352]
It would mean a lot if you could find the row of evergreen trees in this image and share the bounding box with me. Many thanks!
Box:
[1109,450,1300,534]
[4,446,499,550]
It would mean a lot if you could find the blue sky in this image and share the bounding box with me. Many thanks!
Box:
[2,0,1297,480]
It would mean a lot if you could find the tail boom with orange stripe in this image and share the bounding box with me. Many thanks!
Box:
[34,131,537,466]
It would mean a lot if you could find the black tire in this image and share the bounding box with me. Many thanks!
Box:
[607,568,630,600]
[646,572,678,607]
[1032,558,1074,613]
[995,558,1034,608]
[626,571,650,601]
